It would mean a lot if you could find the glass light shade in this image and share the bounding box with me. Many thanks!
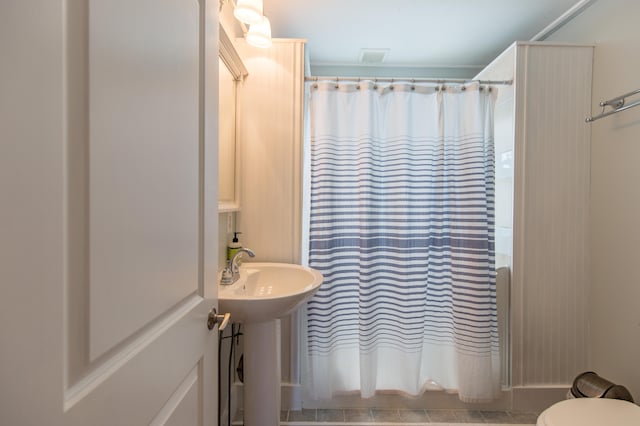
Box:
[246,16,272,48]
[233,0,263,25]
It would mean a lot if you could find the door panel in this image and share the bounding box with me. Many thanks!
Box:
[0,0,219,424]
[87,0,201,362]
[65,297,214,425]
[152,365,200,426]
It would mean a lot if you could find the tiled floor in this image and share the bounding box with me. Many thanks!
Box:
[233,408,538,425]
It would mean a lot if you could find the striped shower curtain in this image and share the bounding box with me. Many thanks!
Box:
[303,80,500,403]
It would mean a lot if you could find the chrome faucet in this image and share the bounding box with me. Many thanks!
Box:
[220,247,255,285]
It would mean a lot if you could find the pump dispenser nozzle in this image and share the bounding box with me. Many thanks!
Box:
[227,231,242,261]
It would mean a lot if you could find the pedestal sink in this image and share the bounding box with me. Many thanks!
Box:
[218,263,323,426]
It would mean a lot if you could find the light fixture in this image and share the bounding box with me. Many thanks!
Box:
[246,15,272,48]
[233,0,263,25]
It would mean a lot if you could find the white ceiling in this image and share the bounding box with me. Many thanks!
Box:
[262,0,594,77]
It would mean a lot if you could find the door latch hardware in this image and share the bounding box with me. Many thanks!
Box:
[207,307,231,331]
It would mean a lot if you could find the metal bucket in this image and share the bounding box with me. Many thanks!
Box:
[569,371,634,402]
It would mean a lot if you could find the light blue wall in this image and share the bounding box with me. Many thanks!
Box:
[310,64,482,79]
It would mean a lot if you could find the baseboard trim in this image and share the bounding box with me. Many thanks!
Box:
[234,382,569,413]
[511,386,569,412]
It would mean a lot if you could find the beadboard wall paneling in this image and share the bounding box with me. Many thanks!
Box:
[236,39,305,266]
[514,44,592,386]
[477,43,593,388]
[235,39,306,385]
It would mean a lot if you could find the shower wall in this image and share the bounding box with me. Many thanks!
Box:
[234,38,593,411]
[476,43,593,392]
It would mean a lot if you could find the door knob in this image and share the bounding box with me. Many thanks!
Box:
[208,307,231,331]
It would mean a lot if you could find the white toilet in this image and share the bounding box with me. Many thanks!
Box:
[537,398,640,425]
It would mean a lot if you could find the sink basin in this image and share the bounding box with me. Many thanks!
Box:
[218,263,323,425]
[218,262,323,323]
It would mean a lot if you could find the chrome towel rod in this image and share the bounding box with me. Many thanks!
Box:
[586,89,640,122]
[305,76,513,85]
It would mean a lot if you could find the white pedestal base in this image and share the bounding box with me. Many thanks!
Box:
[243,319,281,426]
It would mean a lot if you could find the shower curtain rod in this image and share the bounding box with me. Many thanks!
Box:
[305,76,513,85]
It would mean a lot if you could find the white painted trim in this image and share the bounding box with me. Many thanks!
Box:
[234,381,568,413]
[219,24,247,79]
[282,382,303,411]
[219,25,246,213]
[291,40,306,265]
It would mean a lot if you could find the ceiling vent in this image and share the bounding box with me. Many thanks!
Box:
[358,48,389,64]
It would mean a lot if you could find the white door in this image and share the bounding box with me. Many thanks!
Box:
[0,1,220,425]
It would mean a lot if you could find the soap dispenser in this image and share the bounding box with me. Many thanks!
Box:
[227,232,242,262]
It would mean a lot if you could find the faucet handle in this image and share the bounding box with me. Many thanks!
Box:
[220,266,234,285]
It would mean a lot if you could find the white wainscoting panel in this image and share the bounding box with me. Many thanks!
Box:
[235,39,306,386]
[477,43,593,388]
[236,39,306,265]
[513,43,593,386]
